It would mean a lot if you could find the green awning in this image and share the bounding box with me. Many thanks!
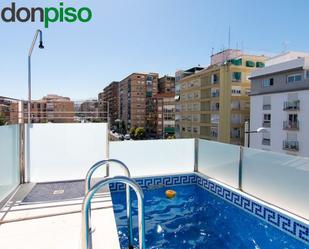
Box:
[164,127,175,133]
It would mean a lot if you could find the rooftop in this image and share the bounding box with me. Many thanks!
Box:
[0,122,308,248]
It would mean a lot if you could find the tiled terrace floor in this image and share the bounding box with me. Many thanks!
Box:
[0,181,120,249]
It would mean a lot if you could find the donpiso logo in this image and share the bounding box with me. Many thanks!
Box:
[0,2,92,28]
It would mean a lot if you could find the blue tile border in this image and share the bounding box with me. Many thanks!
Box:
[109,172,308,245]
[109,173,196,192]
[195,174,309,245]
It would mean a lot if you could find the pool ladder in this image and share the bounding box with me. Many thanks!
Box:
[81,159,146,249]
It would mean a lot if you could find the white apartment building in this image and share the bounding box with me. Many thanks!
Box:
[250,52,309,157]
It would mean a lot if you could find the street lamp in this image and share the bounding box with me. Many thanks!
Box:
[28,29,44,124]
[244,121,268,147]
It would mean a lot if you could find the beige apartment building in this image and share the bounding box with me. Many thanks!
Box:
[178,49,267,145]
[119,72,159,131]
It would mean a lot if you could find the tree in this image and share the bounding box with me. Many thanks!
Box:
[129,127,136,139]
[135,127,145,140]
[0,113,6,126]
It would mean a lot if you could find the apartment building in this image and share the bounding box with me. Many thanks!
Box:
[98,81,119,125]
[119,72,159,131]
[249,51,309,157]
[158,75,175,93]
[79,99,99,122]
[175,67,204,138]
[178,49,267,145]
[24,94,75,123]
[151,92,176,138]
[0,97,18,125]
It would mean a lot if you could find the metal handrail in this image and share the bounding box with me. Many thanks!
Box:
[81,176,146,249]
[84,159,133,248]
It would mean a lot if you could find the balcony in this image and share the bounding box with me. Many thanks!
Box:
[283,120,299,130]
[262,138,271,146]
[283,100,300,111]
[283,140,299,152]
[211,92,220,98]
[262,121,271,128]
[263,104,271,110]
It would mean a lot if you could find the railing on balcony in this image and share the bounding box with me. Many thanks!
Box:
[262,138,271,145]
[262,121,271,128]
[211,92,220,98]
[283,100,300,111]
[283,120,299,130]
[263,104,271,110]
[283,140,299,151]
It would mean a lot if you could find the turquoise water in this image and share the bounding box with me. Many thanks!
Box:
[111,184,308,249]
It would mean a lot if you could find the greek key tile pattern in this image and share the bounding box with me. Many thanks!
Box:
[109,173,196,192]
[196,174,309,245]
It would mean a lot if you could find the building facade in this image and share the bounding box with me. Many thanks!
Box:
[98,81,119,125]
[250,52,309,157]
[158,75,175,93]
[24,94,74,123]
[119,72,159,131]
[151,93,176,138]
[178,50,267,145]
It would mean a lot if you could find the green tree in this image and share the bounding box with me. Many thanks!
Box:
[129,127,136,139]
[135,127,145,140]
[0,113,6,126]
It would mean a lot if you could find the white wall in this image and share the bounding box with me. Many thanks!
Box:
[0,125,20,202]
[109,139,195,177]
[197,139,240,188]
[250,90,309,157]
[27,123,108,182]
[242,147,309,220]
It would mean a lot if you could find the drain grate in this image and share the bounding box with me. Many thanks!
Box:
[53,189,65,195]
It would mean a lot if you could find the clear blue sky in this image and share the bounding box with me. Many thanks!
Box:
[1,0,308,100]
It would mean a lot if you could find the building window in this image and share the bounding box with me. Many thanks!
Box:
[263,96,271,110]
[287,74,302,83]
[306,71,309,79]
[246,60,255,67]
[262,132,271,146]
[232,72,242,82]
[262,78,274,87]
[263,114,271,127]
[211,74,218,84]
[256,61,265,68]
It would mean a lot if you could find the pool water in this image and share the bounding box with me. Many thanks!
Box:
[111,184,308,249]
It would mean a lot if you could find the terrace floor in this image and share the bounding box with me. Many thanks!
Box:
[0,181,120,249]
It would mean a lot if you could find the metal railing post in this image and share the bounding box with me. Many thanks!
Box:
[238,146,244,190]
[194,138,199,172]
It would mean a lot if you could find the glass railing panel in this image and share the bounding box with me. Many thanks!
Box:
[110,139,195,177]
[0,125,20,203]
[197,139,240,188]
[242,147,309,219]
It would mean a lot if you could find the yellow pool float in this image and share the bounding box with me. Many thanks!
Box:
[165,189,176,199]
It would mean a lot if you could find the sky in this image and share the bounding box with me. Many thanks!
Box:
[0,0,309,100]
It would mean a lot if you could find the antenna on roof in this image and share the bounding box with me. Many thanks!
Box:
[228,25,231,49]
[282,41,289,53]
[211,47,214,55]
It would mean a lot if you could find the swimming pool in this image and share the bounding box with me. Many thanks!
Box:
[110,174,309,249]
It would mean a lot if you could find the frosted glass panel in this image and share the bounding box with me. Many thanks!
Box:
[198,139,240,188]
[28,123,108,182]
[0,125,20,202]
[110,139,195,177]
[242,147,309,219]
